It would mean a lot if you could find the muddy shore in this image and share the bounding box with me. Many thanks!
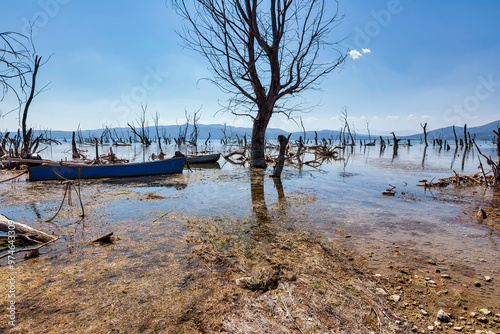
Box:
[1,168,499,333]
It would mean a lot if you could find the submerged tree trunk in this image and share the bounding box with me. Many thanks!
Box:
[250,113,271,168]
[272,134,290,178]
[421,123,428,146]
[495,125,500,184]
[72,132,79,159]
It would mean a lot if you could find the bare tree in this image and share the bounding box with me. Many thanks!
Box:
[1,29,50,158]
[172,0,347,167]
[420,122,428,147]
[0,31,32,117]
[128,104,152,146]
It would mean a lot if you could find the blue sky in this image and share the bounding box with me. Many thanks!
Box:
[1,0,499,134]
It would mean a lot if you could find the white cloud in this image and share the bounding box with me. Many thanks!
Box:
[422,115,432,120]
[349,49,372,60]
[348,50,362,60]
[387,115,401,120]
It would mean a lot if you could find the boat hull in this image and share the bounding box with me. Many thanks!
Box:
[28,157,186,181]
[186,153,220,164]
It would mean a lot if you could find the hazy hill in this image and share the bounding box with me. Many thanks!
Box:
[404,120,500,141]
[7,120,500,142]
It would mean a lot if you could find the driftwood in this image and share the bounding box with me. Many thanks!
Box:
[4,158,92,168]
[92,232,114,244]
[0,214,59,259]
[223,150,249,165]
[315,143,342,157]
[417,171,494,188]
[0,214,56,243]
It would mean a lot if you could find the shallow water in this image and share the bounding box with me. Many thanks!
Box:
[1,140,500,330]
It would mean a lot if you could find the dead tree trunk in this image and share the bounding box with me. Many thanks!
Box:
[379,136,386,149]
[272,134,290,178]
[495,125,500,184]
[391,132,400,155]
[0,214,55,243]
[250,114,271,168]
[94,138,100,163]
[421,123,428,146]
[72,132,79,159]
[463,124,468,149]
[453,125,458,147]
[21,55,42,157]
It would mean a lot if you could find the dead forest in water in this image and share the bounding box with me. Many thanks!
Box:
[2,110,500,187]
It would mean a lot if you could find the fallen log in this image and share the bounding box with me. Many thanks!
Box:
[92,232,114,244]
[0,214,56,243]
[3,158,92,168]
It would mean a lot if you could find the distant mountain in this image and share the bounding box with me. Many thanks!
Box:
[34,124,375,142]
[404,120,500,141]
[6,120,500,142]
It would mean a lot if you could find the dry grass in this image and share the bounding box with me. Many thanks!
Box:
[181,214,414,334]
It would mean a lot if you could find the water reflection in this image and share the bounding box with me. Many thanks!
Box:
[421,146,428,168]
[187,162,221,170]
[450,147,458,169]
[250,169,269,224]
[249,170,289,242]
[102,175,188,190]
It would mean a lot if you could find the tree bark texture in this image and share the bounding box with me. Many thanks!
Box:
[0,214,55,243]
[272,134,289,177]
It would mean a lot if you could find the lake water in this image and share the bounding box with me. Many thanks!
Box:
[1,140,500,312]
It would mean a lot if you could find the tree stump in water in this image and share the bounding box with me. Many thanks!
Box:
[271,134,290,178]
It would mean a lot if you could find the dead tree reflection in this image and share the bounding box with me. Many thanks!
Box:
[421,146,428,169]
[249,169,288,241]
[450,147,459,170]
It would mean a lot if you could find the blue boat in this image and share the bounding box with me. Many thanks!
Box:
[28,157,186,181]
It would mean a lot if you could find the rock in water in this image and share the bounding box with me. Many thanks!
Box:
[437,309,451,322]
[477,208,487,219]
[382,189,396,196]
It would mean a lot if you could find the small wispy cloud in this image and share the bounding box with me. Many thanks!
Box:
[349,49,371,60]
[348,50,362,60]
[387,115,401,120]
